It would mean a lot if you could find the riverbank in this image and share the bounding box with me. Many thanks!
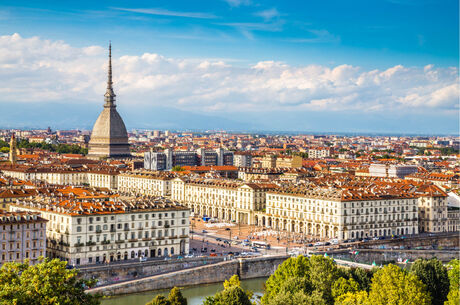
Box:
[101,277,267,305]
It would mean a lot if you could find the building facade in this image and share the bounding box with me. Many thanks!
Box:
[10,197,189,266]
[118,172,174,197]
[258,187,419,240]
[0,210,47,266]
[171,177,276,225]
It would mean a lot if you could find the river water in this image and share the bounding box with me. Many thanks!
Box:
[101,277,267,305]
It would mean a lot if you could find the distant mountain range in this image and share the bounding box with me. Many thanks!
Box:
[0,101,458,136]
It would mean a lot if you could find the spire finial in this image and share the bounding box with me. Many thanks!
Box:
[104,41,116,107]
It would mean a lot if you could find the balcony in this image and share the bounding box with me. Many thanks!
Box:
[164,224,170,228]
[142,238,151,241]
[179,235,188,238]
[85,241,96,246]
[101,240,111,245]
[115,240,124,244]
[123,227,130,231]
[95,229,102,234]
[110,228,116,232]
[128,239,138,242]
[74,242,84,247]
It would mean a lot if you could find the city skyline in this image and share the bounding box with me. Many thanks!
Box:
[0,0,459,134]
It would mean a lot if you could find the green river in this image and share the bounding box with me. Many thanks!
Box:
[101,277,267,305]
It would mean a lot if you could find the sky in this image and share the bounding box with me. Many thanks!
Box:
[0,0,459,134]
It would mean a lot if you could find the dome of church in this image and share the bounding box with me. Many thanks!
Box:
[90,107,128,143]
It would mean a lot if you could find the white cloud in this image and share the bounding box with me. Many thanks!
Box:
[223,0,252,7]
[112,8,217,19]
[0,33,458,116]
[255,8,280,21]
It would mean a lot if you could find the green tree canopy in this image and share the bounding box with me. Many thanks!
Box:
[172,166,185,172]
[334,291,370,305]
[146,287,187,305]
[262,255,340,305]
[203,275,253,305]
[146,295,171,305]
[410,258,449,305]
[348,267,375,292]
[368,264,430,305]
[332,277,359,300]
[168,287,187,305]
[445,259,459,305]
[0,258,99,305]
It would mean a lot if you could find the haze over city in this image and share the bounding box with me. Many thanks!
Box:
[0,0,459,134]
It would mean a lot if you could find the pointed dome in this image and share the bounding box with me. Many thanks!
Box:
[88,43,130,159]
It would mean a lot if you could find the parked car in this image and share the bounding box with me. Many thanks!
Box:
[210,253,217,257]
[139,256,147,262]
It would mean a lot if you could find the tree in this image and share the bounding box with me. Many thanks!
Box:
[203,275,253,305]
[445,259,459,305]
[332,277,359,300]
[368,264,430,305]
[172,166,185,172]
[335,291,370,305]
[146,295,171,305]
[308,255,340,304]
[146,287,187,305]
[262,255,340,305]
[168,287,187,305]
[223,275,242,290]
[266,288,326,305]
[0,258,100,305]
[410,258,449,305]
[349,267,375,292]
[203,286,253,305]
[262,255,311,304]
[0,147,9,153]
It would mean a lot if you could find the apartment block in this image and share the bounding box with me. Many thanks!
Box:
[10,197,189,266]
[0,210,47,266]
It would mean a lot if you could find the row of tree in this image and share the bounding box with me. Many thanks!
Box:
[0,139,88,155]
[149,256,459,305]
[0,256,457,305]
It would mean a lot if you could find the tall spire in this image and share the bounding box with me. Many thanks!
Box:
[104,41,116,107]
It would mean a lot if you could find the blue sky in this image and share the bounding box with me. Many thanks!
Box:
[2,0,458,67]
[0,0,458,133]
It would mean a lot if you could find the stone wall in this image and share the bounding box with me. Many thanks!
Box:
[79,257,224,286]
[88,255,289,296]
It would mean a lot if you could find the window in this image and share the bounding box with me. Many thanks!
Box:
[77,226,82,232]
